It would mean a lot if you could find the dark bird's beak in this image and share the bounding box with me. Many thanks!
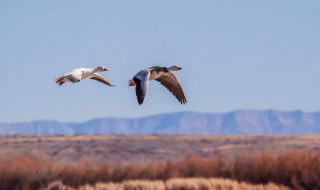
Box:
[128,80,136,86]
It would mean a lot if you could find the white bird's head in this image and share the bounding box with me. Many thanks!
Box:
[96,66,108,71]
[167,65,182,71]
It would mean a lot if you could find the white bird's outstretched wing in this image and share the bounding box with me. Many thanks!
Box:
[90,73,114,86]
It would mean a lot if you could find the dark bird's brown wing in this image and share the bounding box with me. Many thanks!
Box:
[90,74,114,86]
[155,73,187,104]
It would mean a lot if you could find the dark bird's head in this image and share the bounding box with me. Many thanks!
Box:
[168,65,182,71]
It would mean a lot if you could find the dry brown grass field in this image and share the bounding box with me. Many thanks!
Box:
[0,135,319,190]
[0,135,319,163]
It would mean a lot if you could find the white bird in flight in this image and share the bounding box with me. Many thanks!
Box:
[54,66,114,86]
[129,65,187,105]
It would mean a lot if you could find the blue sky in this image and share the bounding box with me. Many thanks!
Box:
[0,1,319,122]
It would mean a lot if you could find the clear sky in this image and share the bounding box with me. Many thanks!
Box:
[0,1,319,123]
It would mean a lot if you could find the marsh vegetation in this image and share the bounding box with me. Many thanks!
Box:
[0,135,319,190]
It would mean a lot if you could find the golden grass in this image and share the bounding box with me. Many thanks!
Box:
[42,178,290,190]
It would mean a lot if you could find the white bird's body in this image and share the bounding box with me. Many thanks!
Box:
[54,66,114,86]
[129,65,187,105]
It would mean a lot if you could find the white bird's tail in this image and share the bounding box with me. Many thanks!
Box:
[54,76,65,85]
[54,76,63,82]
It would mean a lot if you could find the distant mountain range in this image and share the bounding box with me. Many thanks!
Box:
[1,110,320,135]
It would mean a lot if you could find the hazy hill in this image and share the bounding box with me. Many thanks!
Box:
[1,110,320,135]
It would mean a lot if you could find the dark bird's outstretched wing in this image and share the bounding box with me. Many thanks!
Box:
[133,77,144,105]
[155,73,187,104]
[133,70,150,105]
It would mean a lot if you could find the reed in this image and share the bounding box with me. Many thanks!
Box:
[1,150,319,189]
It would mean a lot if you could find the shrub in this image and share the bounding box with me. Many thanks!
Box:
[1,150,320,189]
